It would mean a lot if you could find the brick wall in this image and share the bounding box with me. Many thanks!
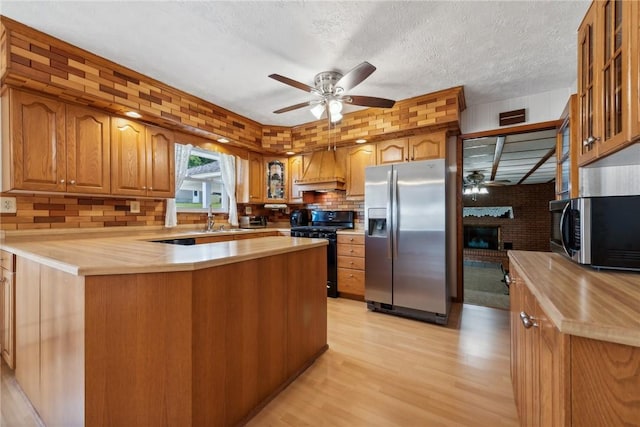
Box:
[0,193,229,231]
[463,182,555,268]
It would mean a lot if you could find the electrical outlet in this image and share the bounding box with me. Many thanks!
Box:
[130,201,140,213]
[245,206,252,215]
[0,197,17,214]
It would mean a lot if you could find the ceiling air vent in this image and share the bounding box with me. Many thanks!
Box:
[499,109,526,126]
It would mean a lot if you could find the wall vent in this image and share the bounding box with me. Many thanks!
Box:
[499,109,526,126]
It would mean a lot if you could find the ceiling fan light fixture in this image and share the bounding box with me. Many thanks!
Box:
[310,103,325,119]
[328,99,343,114]
[330,112,343,123]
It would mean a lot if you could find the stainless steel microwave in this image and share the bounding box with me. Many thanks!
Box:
[549,196,640,271]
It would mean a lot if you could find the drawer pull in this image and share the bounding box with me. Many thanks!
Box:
[0,277,6,283]
[519,312,538,329]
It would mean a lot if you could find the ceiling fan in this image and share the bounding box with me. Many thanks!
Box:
[269,61,396,123]
[464,171,511,188]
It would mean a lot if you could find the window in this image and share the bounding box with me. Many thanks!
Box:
[176,147,229,213]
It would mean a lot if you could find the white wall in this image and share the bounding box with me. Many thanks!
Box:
[461,86,575,134]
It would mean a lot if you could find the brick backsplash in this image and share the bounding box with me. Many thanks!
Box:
[463,182,555,268]
[0,193,231,231]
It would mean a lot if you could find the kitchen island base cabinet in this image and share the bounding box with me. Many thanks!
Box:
[16,246,327,427]
[509,254,640,426]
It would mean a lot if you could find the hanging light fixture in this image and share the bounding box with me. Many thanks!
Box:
[310,103,325,119]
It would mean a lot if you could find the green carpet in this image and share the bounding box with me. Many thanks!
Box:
[463,262,510,310]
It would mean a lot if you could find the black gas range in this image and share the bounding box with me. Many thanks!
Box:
[291,210,355,298]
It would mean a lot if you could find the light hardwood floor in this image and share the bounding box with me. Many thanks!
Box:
[249,299,518,426]
[1,299,518,426]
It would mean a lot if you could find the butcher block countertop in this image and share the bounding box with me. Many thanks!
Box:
[508,250,640,347]
[0,228,326,276]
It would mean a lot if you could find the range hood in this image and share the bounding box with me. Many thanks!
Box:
[295,149,345,192]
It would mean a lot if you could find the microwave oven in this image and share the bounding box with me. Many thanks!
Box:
[549,196,640,271]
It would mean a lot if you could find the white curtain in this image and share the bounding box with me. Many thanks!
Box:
[219,153,238,227]
[165,143,193,227]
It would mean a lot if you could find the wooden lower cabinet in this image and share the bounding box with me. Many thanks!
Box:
[510,262,639,426]
[16,246,327,427]
[337,234,365,299]
[1,250,16,368]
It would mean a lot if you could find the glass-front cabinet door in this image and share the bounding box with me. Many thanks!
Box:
[265,158,286,202]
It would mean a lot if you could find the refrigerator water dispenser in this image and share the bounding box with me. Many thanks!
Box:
[367,208,387,237]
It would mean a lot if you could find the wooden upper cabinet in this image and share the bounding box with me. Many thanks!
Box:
[595,0,629,156]
[578,1,637,165]
[578,4,598,165]
[145,125,175,198]
[346,144,376,199]
[248,152,264,203]
[377,138,408,164]
[9,90,66,192]
[408,132,446,161]
[630,0,640,142]
[556,95,579,199]
[111,117,147,196]
[289,154,309,204]
[377,132,446,165]
[66,104,111,194]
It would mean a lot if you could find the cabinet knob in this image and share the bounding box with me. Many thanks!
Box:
[149,187,153,191]
[60,179,65,184]
[583,136,600,147]
[405,157,409,161]
[0,277,6,283]
[349,238,354,242]
[350,249,354,253]
[142,186,147,190]
[519,311,538,329]
[70,180,76,185]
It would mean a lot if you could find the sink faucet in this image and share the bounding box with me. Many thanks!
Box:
[205,214,215,232]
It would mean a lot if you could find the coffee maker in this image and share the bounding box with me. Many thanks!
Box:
[289,209,309,227]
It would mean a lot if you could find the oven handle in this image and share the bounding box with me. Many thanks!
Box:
[559,202,571,257]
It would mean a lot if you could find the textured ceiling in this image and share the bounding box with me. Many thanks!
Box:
[2,1,591,127]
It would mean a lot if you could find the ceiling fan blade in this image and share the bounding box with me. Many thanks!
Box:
[344,95,396,108]
[336,62,376,92]
[269,74,319,94]
[273,100,317,114]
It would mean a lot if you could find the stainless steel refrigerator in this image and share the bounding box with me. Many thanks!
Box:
[364,159,449,324]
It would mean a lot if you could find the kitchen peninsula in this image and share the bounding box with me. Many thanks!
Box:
[1,232,328,427]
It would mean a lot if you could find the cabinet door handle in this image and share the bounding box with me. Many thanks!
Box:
[60,179,65,184]
[583,136,600,147]
[519,311,538,329]
[405,157,409,161]
[149,187,153,191]
[142,186,147,190]
[0,277,6,283]
[69,180,76,185]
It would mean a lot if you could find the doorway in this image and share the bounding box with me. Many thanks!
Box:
[456,121,561,309]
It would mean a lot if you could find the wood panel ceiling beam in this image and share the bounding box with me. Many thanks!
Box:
[517,146,556,185]
[490,136,506,181]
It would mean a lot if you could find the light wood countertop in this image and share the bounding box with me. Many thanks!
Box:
[1,230,326,276]
[337,229,365,235]
[508,250,640,347]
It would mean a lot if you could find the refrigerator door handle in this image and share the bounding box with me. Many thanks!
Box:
[393,168,399,259]
[386,169,392,259]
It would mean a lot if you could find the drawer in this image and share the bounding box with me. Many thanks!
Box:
[0,251,15,272]
[338,268,365,296]
[337,243,365,258]
[337,234,364,245]
[338,255,365,271]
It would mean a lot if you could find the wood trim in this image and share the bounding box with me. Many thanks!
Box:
[455,134,464,303]
[517,146,556,185]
